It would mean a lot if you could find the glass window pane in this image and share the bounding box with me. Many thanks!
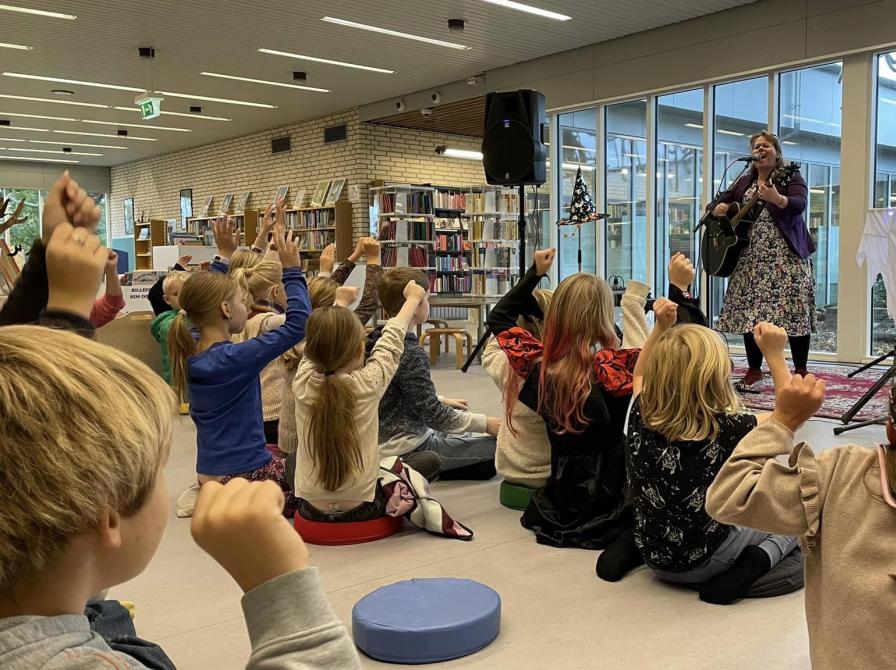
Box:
[3,188,41,250]
[90,192,109,247]
[558,109,597,278]
[872,51,896,354]
[605,99,647,283]
[709,76,769,330]
[780,62,842,353]
[655,89,703,293]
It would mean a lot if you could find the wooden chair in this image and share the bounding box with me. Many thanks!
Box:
[419,327,473,369]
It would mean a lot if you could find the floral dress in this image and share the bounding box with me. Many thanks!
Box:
[717,182,816,335]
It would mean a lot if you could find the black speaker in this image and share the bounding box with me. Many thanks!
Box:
[481,90,547,186]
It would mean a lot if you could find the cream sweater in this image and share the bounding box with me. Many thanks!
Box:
[706,419,896,670]
[240,311,287,422]
[292,316,408,504]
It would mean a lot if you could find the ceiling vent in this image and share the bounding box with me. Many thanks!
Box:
[324,124,347,143]
[271,135,291,154]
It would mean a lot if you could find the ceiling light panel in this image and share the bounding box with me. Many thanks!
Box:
[0,111,76,121]
[0,42,32,50]
[200,72,329,93]
[81,119,192,132]
[159,91,276,109]
[3,72,144,92]
[321,17,471,50]
[0,155,78,163]
[52,130,157,141]
[113,106,231,121]
[479,0,572,21]
[257,48,394,74]
[0,4,75,19]
[28,139,126,149]
[4,125,49,132]
[0,93,108,108]
[5,147,101,156]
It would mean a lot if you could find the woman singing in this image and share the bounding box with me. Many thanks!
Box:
[713,131,815,389]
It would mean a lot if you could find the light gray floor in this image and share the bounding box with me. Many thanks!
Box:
[112,361,884,670]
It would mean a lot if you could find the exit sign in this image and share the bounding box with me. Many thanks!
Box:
[137,96,162,120]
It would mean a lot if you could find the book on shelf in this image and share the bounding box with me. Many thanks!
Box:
[295,230,335,251]
[285,208,333,230]
[375,190,433,215]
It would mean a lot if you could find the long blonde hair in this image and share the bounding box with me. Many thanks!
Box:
[230,249,263,272]
[282,276,340,370]
[0,326,175,587]
[168,272,243,400]
[302,306,366,491]
[232,261,281,314]
[506,274,616,435]
[639,325,742,441]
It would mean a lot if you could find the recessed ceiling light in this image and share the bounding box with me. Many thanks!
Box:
[81,119,192,132]
[0,42,33,50]
[3,72,144,92]
[0,137,26,142]
[28,139,126,149]
[3,125,50,132]
[717,129,745,137]
[0,111,76,121]
[52,89,74,96]
[0,155,78,163]
[321,17,471,50]
[0,93,108,108]
[200,72,330,93]
[257,48,394,74]
[3,147,101,156]
[0,4,76,19]
[52,130,157,141]
[113,106,231,121]
[159,91,277,109]
[479,0,571,20]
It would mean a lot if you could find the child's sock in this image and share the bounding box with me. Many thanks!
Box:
[699,545,771,605]
[596,529,644,582]
[438,460,497,481]
[176,482,200,518]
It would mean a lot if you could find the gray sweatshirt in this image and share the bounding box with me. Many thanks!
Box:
[0,568,360,669]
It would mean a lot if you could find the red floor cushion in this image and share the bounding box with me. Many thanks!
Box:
[293,512,404,546]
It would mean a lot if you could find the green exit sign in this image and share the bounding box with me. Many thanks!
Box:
[138,97,162,120]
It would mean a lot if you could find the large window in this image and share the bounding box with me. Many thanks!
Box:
[605,100,647,282]
[872,51,896,355]
[558,109,597,278]
[655,89,703,293]
[778,62,843,353]
[709,77,770,326]
[1,189,41,251]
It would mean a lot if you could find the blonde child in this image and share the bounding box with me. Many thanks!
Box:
[707,325,895,668]
[89,251,125,327]
[168,213,311,515]
[487,249,638,549]
[292,281,427,521]
[626,273,799,603]
[150,270,191,384]
[0,329,359,668]
[231,260,288,445]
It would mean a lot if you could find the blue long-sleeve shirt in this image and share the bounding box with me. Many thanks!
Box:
[188,266,311,476]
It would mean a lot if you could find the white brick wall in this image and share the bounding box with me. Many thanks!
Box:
[110,107,485,243]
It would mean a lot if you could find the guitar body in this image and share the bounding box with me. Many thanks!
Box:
[700,163,800,278]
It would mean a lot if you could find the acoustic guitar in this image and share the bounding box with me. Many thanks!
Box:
[700,162,799,277]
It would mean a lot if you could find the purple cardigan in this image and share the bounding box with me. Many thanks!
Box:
[712,171,815,259]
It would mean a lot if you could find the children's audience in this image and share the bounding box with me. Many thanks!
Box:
[487,249,638,549]
[371,267,500,481]
[626,282,800,602]
[168,207,310,516]
[292,280,428,521]
[707,329,894,669]
[89,251,125,327]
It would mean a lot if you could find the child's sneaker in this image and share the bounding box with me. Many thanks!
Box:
[176,482,200,518]
[735,368,762,392]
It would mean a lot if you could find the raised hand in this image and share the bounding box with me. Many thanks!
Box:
[191,479,310,594]
[42,171,102,242]
[668,252,695,291]
[273,220,300,269]
[45,222,108,318]
[334,285,360,307]
[319,243,336,274]
[105,250,119,274]
[348,237,364,263]
[177,254,193,268]
[754,322,788,356]
[651,297,678,331]
[362,236,381,260]
[533,248,556,276]
[403,279,426,304]
[772,373,825,433]
[213,215,240,259]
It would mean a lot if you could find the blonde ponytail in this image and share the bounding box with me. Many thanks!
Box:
[232,260,281,313]
[168,312,195,401]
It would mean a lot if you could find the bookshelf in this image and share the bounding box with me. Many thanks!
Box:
[371,185,438,290]
[134,218,167,270]
[283,200,352,275]
[184,209,259,248]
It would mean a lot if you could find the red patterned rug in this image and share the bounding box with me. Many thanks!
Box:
[732,363,892,421]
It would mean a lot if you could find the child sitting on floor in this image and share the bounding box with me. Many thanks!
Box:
[90,251,125,327]
[168,210,311,516]
[371,267,500,481]
[707,327,895,668]
[292,280,428,521]
[0,328,360,669]
[625,257,800,603]
[487,248,638,549]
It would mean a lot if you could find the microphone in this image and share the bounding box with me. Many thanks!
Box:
[736,154,761,162]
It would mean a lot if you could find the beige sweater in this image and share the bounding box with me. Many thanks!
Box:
[706,419,895,670]
[240,311,287,422]
[292,316,408,504]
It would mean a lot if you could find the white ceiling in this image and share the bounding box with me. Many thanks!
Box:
[0,0,756,167]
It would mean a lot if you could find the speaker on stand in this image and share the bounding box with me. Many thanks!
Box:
[462,90,548,371]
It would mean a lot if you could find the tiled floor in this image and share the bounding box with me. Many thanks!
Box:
[112,360,885,670]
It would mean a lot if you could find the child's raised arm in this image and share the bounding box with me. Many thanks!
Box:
[631,296,677,396]
[754,321,792,391]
